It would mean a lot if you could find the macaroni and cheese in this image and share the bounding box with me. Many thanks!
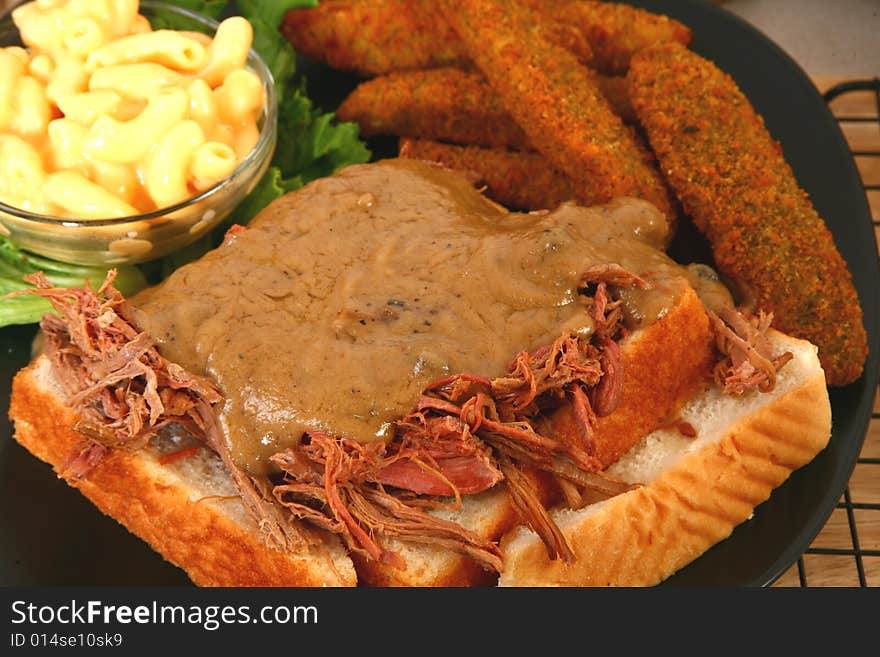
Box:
[0,0,265,220]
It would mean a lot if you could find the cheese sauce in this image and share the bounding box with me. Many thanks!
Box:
[132,159,697,475]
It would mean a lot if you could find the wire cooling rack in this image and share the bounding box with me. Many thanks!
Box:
[773,78,880,587]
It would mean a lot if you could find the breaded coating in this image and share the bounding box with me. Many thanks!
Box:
[282,0,592,77]
[338,69,532,149]
[544,0,692,74]
[439,0,675,221]
[628,43,867,386]
[282,0,468,77]
[399,138,576,210]
[337,68,636,150]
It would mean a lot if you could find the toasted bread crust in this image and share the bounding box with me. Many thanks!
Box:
[498,365,831,586]
[10,358,356,587]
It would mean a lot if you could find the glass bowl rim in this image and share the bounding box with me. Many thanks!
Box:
[0,0,278,228]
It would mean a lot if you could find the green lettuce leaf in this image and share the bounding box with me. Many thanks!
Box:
[0,236,148,328]
[159,0,228,19]
[234,0,316,31]
[145,0,227,31]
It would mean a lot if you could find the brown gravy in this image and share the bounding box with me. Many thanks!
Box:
[132,159,697,475]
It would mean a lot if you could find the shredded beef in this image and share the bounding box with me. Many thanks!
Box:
[62,440,110,479]
[709,306,793,395]
[271,435,503,572]
[17,272,220,463]
[376,414,503,495]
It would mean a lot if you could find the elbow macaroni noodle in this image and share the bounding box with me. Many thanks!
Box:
[0,0,264,220]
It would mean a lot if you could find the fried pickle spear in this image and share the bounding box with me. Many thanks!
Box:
[628,43,868,386]
[338,68,532,150]
[282,0,592,77]
[439,0,674,222]
[337,68,636,151]
[399,138,576,211]
[282,0,467,76]
[539,0,692,74]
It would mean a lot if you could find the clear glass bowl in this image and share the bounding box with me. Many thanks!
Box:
[0,0,277,265]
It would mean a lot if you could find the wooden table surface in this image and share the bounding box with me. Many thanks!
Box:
[771,76,880,587]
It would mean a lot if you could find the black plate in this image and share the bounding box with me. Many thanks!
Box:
[1,0,877,587]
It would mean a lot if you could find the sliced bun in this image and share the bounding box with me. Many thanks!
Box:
[10,356,356,587]
[9,308,830,587]
[498,332,831,586]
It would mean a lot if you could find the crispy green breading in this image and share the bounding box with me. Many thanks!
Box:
[439,0,674,221]
[282,0,468,77]
[282,0,592,77]
[399,138,576,210]
[628,42,867,386]
[543,0,692,74]
[338,69,532,149]
[337,68,636,150]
